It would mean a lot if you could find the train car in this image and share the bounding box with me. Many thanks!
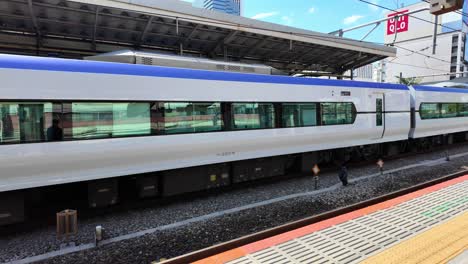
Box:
[410,85,468,142]
[0,54,412,224]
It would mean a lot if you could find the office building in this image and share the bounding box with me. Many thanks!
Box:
[202,0,241,16]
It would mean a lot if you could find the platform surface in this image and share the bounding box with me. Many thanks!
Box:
[195,175,468,264]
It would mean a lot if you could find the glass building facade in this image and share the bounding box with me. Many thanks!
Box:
[203,0,241,16]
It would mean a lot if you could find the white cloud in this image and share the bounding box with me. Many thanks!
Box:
[308,7,315,14]
[251,11,279,20]
[343,15,364,25]
[281,15,293,25]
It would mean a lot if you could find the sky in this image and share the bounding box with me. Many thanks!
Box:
[183,0,423,44]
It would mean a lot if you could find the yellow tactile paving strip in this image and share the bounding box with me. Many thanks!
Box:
[361,211,468,264]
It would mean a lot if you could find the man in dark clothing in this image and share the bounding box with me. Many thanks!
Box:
[338,165,348,186]
[47,119,63,141]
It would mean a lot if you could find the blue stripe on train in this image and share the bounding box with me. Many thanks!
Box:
[0,54,409,90]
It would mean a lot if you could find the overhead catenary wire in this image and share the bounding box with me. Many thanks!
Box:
[404,71,467,78]
[386,61,449,72]
[340,0,460,79]
[291,0,455,74]
[388,44,435,63]
[391,44,452,64]
[351,0,459,68]
[357,0,459,32]
[380,0,465,79]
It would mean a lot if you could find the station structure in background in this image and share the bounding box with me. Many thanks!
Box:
[0,0,395,77]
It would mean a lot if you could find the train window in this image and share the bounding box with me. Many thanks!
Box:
[113,103,151,137]
[71,102,151,139]
[160,102,223,134]
[232,103,275,129]
[458,104,468,117]
[71,103,113,139]
[376,99,383,126]
[282,103,317,127]
[441,103,457,118]
[0,103,20,144]
[420,103,440,119]
[0,102,60,144]
[320,102,355,125]
[420,103,468,119]
[158,102,189,134]
[45,103,64,141]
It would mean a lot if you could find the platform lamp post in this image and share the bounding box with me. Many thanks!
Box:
[313,164,320,190]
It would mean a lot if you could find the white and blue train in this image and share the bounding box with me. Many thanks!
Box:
[1,54,467,225]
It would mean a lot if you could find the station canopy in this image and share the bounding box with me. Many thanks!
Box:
[0,0,396,75]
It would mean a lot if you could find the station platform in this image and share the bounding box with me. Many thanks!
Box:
[195,175,468,264]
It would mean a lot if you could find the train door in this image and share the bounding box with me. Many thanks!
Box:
[19,104,44,142]
[375,94,385,139]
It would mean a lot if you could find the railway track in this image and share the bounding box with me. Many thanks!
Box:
[160,170,467,264]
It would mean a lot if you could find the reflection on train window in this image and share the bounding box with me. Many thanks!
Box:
[1,101,361,145]
[420,103,468,119]
[458,104,468,116]
[0,102,58,144]
[420,103,439,119]
[0,103,19,143]
[71,103,151,139]
[114,103,151,137]
[441,103,457,118]
[321,102,355,125]
[232,103,275,129]
[161,102,223,134]
[282,103,317,127]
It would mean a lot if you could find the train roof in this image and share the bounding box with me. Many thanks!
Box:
[0,54,408,91]
[413,85,468,94]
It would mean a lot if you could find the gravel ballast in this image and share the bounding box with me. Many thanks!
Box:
[2,145,468,264]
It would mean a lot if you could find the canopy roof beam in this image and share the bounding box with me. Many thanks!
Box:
[92,7,99,50]
[138,16,154,47]
[210,30,239,56]
[27,0,41,47]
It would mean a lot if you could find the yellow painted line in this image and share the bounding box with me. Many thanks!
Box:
[361,211,468,264]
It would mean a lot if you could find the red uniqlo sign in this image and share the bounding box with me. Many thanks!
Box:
[386,10,409,35]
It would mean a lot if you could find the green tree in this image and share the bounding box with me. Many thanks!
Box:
[395,76,422,85]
